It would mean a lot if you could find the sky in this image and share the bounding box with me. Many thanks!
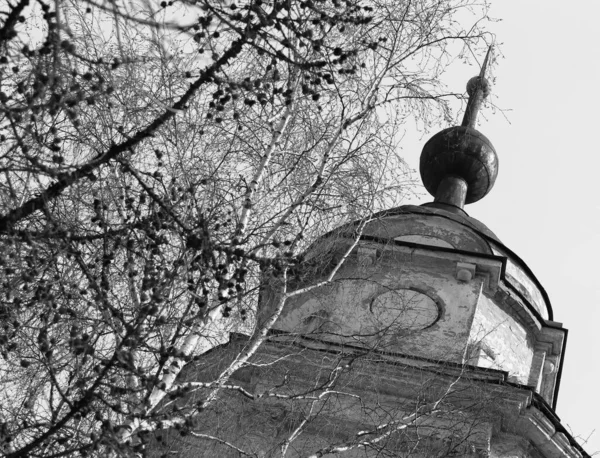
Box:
[397,1,600,454]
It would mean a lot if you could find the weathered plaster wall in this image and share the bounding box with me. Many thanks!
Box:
[469,293,534,385]
[153,339,500,458]
[153,338,581,458]
[275,249,483,363]
[490,433,538,458]
[491,246,549,320]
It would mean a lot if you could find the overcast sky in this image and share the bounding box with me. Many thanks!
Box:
[398,1,600,453]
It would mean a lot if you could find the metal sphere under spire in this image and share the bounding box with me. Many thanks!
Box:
[420,126,498,205]
[466,75,491,98]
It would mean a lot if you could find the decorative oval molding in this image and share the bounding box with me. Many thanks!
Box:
[370,289,440,331]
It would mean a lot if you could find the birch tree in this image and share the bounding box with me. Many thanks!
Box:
[0,0,491,455]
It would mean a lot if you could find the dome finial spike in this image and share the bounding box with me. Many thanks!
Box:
[461,45,493,128]
[479,44,493,79]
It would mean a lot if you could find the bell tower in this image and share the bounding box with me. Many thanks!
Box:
[263,47,589,457]
[157,49,591,458]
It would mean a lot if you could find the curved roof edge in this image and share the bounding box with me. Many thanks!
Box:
[373,202,501,242]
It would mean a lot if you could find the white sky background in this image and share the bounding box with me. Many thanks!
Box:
[396,1,600,453]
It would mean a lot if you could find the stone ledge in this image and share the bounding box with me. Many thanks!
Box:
[518,407,586,458]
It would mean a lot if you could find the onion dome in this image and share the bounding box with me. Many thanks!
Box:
[420,47,498,208]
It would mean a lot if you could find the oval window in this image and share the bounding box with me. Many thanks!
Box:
[394,235,454,249]
[370,289,439,331]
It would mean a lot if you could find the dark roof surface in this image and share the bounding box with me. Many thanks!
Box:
[375,202,502,244]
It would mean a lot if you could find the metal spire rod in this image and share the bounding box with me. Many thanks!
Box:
[461,45,493,128]
[479,45,493,79]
